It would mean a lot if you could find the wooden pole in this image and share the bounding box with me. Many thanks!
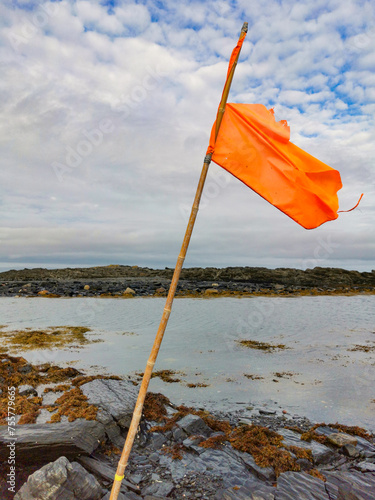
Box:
[109,22,248,500]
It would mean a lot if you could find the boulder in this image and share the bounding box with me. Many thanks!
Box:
[327,432,357,447]
[14,456,103,500]
[0,420,105,464]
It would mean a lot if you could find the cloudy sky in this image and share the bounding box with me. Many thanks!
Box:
[0,0,374,273]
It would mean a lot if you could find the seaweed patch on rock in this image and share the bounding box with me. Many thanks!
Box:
[0,326,95,351]
[45,387,98,423]
[0,354,120,426]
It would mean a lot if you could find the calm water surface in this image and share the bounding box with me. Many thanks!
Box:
[0,296,374,430]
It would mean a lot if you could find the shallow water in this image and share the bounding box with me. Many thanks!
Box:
[0,296,374,430]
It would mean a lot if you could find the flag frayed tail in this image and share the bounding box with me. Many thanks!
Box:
[207,103,346,230]
[338,193,363,213]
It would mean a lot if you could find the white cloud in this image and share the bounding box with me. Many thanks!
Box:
[75,1,124,34]
[0,0,374,272]
[115,4,151,33]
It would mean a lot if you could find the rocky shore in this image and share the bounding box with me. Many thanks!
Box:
[1,354,375,499]
[1,265,375,297]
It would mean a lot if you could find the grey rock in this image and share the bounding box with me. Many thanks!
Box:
[14,456,103,500]
[172,426,187,442]
[128,473,143,484]
[18,384,38,397]
[142,481,174,497]
[258,409,277,415]
[239,418,253,426]
[160,445,270,490]
[296,458,313,471]
[42,390,64,406]
[80,378,138,428]
[149,432,167,450]
[355,436,375,458]
[342,444,361,458]
[35,408,55,424]
[183,435,205,447]
[327,432,358,447]
[277,428,334,464]
[78,456,140,493]
[315,426,375,458]
[183,435,206,455]
[177,414,211,437]
[325,470,375,500]
[356,461,375,472]
[0,420,105,464]
[336,483,361,500]
[105,421,123,446]
[149,452,160,464]
[231,449,276,481]
[275,471,328,499]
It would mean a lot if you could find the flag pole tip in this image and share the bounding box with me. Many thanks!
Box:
[241,22,248,33]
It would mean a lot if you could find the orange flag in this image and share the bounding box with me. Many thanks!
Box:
[207,103,343,229]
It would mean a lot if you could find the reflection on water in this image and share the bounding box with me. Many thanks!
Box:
[0,296,374,430]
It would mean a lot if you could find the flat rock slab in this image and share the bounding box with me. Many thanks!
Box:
[277,428,334,465]
[80,379,138,428]
[0,420,105,464]
[142,480,174,497]
[78,456,140,493]
[325,470,375,500]
[160,445,274,492]
[14,456,103,500]
[275,471,329,499]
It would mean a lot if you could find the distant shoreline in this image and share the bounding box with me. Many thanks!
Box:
[0,264,374,297]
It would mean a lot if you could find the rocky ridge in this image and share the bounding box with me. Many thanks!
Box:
[1,265,375,297]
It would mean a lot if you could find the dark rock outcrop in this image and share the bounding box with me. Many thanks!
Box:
[0,420,105,465]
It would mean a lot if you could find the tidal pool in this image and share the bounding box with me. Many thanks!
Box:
[0,295,374,430]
